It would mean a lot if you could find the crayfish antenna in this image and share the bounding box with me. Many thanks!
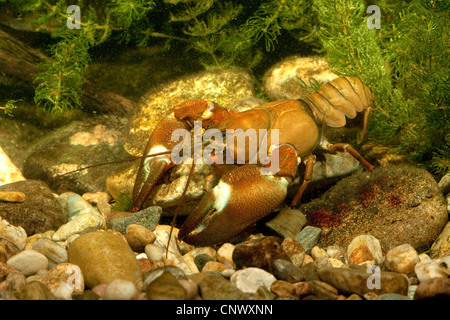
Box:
[166,161,196,259]
[57,151,173,177]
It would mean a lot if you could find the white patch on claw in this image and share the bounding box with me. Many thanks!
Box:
[213,181,231,212]
[145,145,170,172]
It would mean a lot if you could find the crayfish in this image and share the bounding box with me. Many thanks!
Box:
[130,76,374,246]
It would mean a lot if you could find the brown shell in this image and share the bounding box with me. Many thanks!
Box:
[303,76,374,128]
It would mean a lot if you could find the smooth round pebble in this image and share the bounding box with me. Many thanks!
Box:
[103,279,138,300]
[7,250,48,276]
[125,224,156,252]
[230,267,277,294]
[385,243,419,275]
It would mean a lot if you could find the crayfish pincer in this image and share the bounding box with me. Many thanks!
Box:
[131,76,374,246]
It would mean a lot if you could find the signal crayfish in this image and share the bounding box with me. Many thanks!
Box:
[130,76,375,246]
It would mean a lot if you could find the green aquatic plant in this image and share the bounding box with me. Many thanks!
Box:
[313,0,449,176]
[0,99,21,116]
[1,0,319,114]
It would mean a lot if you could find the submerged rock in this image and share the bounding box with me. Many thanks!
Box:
[22,117,129,195]
[263,56,338,101]
[67,230,142,288]
[299,164,448,252]
[0,180,67,235]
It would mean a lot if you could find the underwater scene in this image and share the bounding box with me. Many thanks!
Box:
[0,0,448,303]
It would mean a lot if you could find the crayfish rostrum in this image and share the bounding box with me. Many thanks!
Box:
[131,76,374,246]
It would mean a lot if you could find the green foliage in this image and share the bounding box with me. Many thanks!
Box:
[2,0,320,114]
[34,28,92,115]
[313,0,449,176]
[111,193,133,212]
[0,99,21,116]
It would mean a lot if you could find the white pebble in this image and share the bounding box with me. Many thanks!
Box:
[230,267,276,294]
[0,217,27,250]
[7,249,48,276]
[103,279,138,300]
[385,244,419,275]
[414,260,448,282]
[53,281,74,300]
[346,234,383,265]
[217,243,235,268]
[437,256,450,275]
[52,213,103,241]
[32,237,68,264]
[311,246,328,260]
[145,243,165,262]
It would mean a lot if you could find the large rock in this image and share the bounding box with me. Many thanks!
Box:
[67,230,142,288]
[0,180,67,235]
[299,165,448,252]
[22,116,129,195]
[263,56,338,101]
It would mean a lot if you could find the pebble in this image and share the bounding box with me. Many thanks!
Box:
[52,281,74,300]
[300,262,319,281]
[294,226,321,254]
[17,281,55,300]
[145,243,166,263]
[385,243,419,275]
[265,208,307,239]
[0,191,25,202]
[414,260,448,282]
[217,243,235,268]
[57,192,101,221]
[272,259,304,283]
[377,293,411,300]
[125,224,156,252]
[146,271,186,300]
[0,238,21,263]
[413,277,450,300]
[178,279,198,300]
[194,253,213,271]
[201,261,228,273]
[5,272,26,292]
[311,246,328,260]
[31,237,68,264]
[232,236,290,273]
[318,267,409,296]
[41,263,84,296]
[52,213,103,242]
[106,206,161,234]
[230,267,277,294]
[189,272,248,300]
[346,235,383,265]
[7,250,48,276]
[270,280,296,298]
[437,256,450,275]
[67,231,142,288]
[306,280,339,300]
[137,255,155,273]
[0,217,27,251]
[430,221,450,259]
[103,279,138,300]
[142,265,187,291]
[281,237,305,268]
[91,283,108,298]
